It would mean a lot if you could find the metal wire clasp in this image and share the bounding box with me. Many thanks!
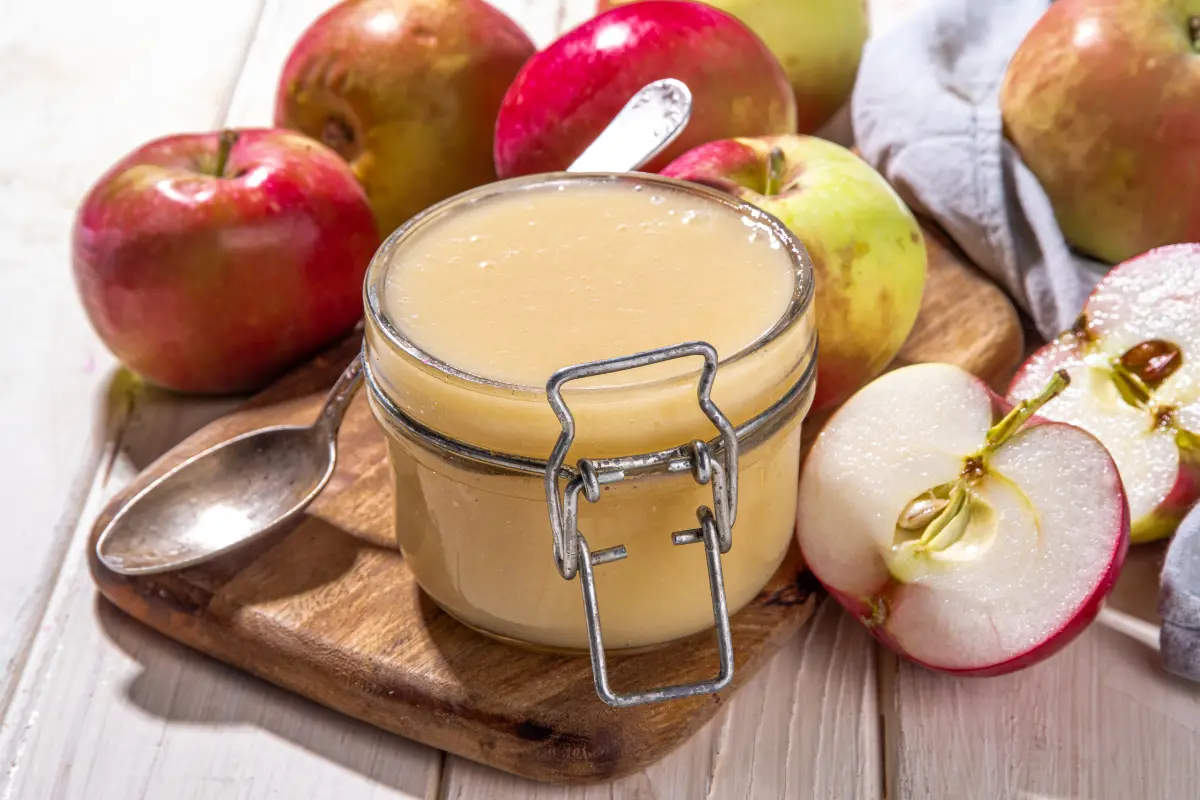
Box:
[543,341,739,707]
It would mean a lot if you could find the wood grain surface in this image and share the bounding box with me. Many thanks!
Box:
[84,335,821,784]
[83,212,1022,784]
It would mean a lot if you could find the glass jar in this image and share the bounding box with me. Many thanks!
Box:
[362,172,817,706]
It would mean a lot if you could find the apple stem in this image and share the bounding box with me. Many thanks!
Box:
[983,369,1070,453]
[765,147,786,196]
[1190,17,1200,50]
[214,130,239,178]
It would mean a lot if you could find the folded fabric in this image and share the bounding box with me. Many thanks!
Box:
[851,0,1109,341]
[1160,511,1200,681]
[851,0,1200,681]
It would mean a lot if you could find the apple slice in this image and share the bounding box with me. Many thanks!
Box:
[1009,244,1200,543]
[797,363,1129,675]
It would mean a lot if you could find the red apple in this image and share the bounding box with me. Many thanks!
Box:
[72,129,379,394]
[494,0,796,178]
[276,0,536,236]
[1000,0,1200,263]
[798,363,1130,675]
[662,135,927,412]
[597,0,869,133]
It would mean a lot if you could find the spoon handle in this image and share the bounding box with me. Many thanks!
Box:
[315,354,365,438]
[566,79,692,174]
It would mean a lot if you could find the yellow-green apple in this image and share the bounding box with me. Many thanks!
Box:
[494,0,795,178]
[1009,244,1200,543]
[1000,0,1200,263]
[71,129,379,394]
[276,0,535,236]
[597,0,868,133]
[799,363,1129,675]
[662,134,927,411]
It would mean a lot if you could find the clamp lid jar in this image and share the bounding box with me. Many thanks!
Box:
[363,172,816,706]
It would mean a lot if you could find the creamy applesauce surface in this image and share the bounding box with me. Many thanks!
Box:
[380,178,796,387]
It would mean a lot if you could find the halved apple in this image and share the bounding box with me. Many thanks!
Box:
[797,363,1129,675]
[1009,244,1200,543]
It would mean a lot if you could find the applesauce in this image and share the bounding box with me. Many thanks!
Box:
[362,173,816,667]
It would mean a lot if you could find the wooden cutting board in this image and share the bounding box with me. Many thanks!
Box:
[87,219,1024,784]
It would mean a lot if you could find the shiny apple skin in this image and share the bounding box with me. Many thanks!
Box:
[802,389,1130,677]
[598,0,868,133]
[663,134,926,412]
[494,0,796,178]
[1000,0,1200,263]
[72,129,379,394]
[276,0,536,236]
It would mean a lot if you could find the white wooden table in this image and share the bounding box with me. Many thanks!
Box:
[2,1,1198,797]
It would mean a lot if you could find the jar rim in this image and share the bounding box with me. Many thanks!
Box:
[363,171,814,398]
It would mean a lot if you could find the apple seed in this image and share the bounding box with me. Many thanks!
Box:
[1119,339,1181,387]
[896,492,949,532]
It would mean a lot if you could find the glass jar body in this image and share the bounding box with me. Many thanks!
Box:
[371,389,811,651]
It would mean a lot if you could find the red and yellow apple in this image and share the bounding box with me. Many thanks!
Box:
[1000,0,1200,263]
[72,129,379,394]
[662,134,927,411]
[494,0,796,178]
[799,363,1129,675]
[597,0,868,133]
[1009,244,1200,543]
[275,0,535,236]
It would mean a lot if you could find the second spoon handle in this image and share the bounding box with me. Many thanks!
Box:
[315,354,365,438]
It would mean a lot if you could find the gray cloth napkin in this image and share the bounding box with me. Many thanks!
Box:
[850,0,1200,680]
[1160,512,1200,681]
[851,0,1109,341]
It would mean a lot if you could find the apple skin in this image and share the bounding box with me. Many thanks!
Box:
[597,0,868,133]
[816,479,1129,678]
[72,129,380,394]
[276,0,535,236]
[662,135,927,412]
[493,0,796,178]
[819,533,1126,677]
[801,378,1130,676]
[1000,0,1200,264]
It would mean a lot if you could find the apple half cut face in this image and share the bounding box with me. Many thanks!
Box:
[797,363,1129,675]
[1009,244,1200,543]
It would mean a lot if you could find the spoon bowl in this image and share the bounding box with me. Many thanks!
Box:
[96,354,364,576]
[97,425,335,575]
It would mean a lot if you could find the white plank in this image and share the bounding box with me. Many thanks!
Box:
[0,417,439,800]
[0,0,445,796]
[442,602,881,798]
[888,541,1200,800]
[0,0,267,718]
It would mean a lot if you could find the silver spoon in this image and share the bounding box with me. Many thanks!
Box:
[95,79,694,576]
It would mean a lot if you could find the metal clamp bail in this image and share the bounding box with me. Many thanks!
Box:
[544,341,739,707]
